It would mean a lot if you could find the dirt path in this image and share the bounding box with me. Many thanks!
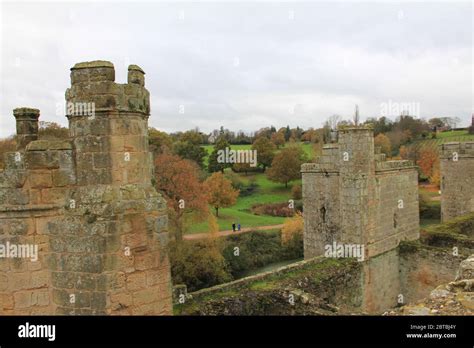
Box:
[183,224,284,240]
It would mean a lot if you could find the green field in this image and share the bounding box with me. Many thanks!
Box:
[406,130,474,153]
[187,142,312,234]
[419,185,441,228]
[187,172,296,233]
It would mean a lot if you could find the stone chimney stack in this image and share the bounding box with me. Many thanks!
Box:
[13,107,40,149]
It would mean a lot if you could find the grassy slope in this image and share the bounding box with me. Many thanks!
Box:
[419,185,441,228]
[407,130,474,153]
[187,173,294,233]
[187,142,313,234]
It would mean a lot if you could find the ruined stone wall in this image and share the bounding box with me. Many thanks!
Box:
[301,128,419,313]
[399,245,464,304]
[0,114,74,314]
[440,142,474,222]
[338,128,376,250]
[360,249,400,313]
[301,127,419,260]
[175,257,364,315]
[302,145,340,259]
[370,163,419,257]
[0,61,172,315]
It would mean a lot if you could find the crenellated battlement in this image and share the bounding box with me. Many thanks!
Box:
[300,132,415,175]
[375,160,415,172]
[439,142,474,159]
[66,61,150,117]
[0,61,172,316]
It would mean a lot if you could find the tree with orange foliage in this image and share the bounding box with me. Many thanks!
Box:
[271,132,285,148]
[429,163,440,187]
[399,145,409,159]
[374,133,392,155]
[204,172,239,217]
[417,147,439,180]
[154,153,209,241]
[267,145,305,188]
[281,212,303,246]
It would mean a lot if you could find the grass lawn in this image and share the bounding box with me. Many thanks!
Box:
[188,142,311,234]
[419,184,441,228]
[436,129,473,139]
[186,171,298,234]
[407,130,474,154]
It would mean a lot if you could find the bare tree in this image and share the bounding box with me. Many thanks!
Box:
[325,114,342,130]
[354,105,360,126]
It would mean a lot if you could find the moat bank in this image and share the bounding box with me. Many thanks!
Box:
[175,214,474,315]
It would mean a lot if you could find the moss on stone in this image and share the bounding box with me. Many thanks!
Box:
[424,213,474,236]
[174,256,360,315]
[249,281,277,291]
[128,64,145,73]
[72,61,114,70]
[398,240,423,254]
[26,140,72,151]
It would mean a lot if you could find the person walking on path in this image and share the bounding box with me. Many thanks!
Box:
[232,223,236,232]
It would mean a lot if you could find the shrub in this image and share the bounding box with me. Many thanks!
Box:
[225,173,259,197]
[281,212,304,246]
[291,184,302,200]
[222,230,303,278]
[419,192,441,220]
[168,240,232,292]
[38,121,69,140]
[251,202,294,217]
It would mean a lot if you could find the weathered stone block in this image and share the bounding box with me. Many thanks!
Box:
[14,291,32,309]
[30,270,48,288]
[52,169,76,187]
[26,151,60,169]
[29,171,52,189]
[9,272,30,290]
[31,289,49,306]
[126,271,147,291]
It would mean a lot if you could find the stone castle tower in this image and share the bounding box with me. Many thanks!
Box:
[440,142,474,222]
[0,61,172,315]
[301,127,419,260]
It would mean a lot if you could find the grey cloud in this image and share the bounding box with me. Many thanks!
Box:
[0,1,471,137]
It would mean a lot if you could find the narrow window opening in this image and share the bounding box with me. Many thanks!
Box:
[320,206,327,223]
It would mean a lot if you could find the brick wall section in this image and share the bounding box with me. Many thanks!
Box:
[0,61,172,315]
[440,142,474,222]
[301,127,419,260]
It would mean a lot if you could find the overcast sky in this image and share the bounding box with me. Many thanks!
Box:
[0,1,472,138]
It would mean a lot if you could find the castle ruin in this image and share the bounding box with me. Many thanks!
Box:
[0,61,172,315]
[440,142,474,222]
[301,127,420,260]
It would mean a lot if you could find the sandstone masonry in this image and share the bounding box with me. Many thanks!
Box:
[0,61,172,315]
[301,127,420,260]
[440,142,474,222]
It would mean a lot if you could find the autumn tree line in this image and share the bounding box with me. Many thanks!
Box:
[0,114,468,290]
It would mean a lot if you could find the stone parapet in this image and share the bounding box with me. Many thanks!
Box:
[440,142,474,159]
[66,61,149,117]
[375,160,416,172]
